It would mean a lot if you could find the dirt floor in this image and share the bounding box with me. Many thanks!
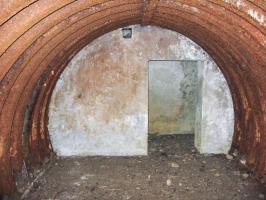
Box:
[24,135,265,200]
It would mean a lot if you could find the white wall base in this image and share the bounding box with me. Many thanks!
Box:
[195,61,234,154]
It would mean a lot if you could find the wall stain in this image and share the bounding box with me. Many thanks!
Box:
[48,25,230,156]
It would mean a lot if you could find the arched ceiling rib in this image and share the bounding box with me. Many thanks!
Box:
[0,0,265,194]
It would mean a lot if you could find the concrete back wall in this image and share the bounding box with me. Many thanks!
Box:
[149,60,198,134]
[48,25,234,156]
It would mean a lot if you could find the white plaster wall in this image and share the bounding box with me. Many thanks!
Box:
[48,25,234,156]
[195,61,234,154]
[148,60,198,134]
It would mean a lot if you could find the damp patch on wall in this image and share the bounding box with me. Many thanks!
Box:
[148,60,199,134]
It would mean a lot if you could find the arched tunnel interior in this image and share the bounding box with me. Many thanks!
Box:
[0,0,266,198]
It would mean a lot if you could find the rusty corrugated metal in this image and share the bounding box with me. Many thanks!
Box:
[0,0,265,194]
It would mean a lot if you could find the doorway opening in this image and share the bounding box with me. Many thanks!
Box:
[148,60,198,158]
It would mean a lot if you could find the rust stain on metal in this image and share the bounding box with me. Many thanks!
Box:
[0,0,265,194]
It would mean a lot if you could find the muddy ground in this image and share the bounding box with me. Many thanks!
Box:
[24,135,265,200]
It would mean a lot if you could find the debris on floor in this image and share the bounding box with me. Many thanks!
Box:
[24,135,265,200]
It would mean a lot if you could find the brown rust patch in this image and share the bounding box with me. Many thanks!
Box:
[0,0,266,194]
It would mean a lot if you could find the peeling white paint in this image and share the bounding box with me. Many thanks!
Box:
[223,0,265,25]
[248,9,265,25]
[223,0,245,8]
[236,0,244,8]
[225,0,245,8]
[174,2,200,13]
